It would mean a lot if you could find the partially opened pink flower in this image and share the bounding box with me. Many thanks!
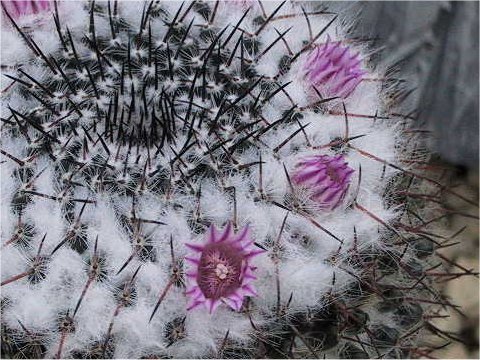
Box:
[304,37,365,99]
[293,154,355,210]
[185,223,264,314]
[1,0,51,19]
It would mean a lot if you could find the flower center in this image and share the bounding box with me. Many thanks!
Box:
[215,263,229,279]
[197,243,243,299]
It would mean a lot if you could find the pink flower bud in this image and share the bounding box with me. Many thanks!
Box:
[304,37,365,99]
[1,0,51,19]
[293,154,355,210]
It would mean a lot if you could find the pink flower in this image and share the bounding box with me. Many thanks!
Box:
[304,37,365,99]
[1,0,51,19]
[185,223,264,314]
[293,154,355,210]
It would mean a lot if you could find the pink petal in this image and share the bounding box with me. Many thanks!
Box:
[207,224,218,243]
[186,286,200,296]
[233,224,250,243]
[245,248,266,259]
[224,296,243,311]
[242,284,258,297]
[186,243,204,253]
[185,256,200,265]
[242,273,257,284]
[187,299,205,311]
[240,240,254,251]
[217,222,232,242]
[205,298,221,314]
[186,271,198,278]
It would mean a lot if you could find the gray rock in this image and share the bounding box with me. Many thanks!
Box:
[323,1,479,168]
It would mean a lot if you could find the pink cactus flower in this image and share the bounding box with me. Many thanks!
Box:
[304,37,365,99]
[185,223,264,314]
[293,154,355,210]
[1,0,52,19]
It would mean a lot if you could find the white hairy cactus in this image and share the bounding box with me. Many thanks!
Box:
[1,1,468,359]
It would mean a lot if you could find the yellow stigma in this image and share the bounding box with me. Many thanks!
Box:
[215,263,229,280]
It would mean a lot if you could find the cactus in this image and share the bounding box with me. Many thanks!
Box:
[0,1,475,358]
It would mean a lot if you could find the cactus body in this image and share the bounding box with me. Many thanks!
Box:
[0,1,467,358]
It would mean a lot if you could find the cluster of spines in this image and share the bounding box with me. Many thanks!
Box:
[1,0,478,359]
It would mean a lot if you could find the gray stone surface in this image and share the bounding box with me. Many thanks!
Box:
[325,1,479,168]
